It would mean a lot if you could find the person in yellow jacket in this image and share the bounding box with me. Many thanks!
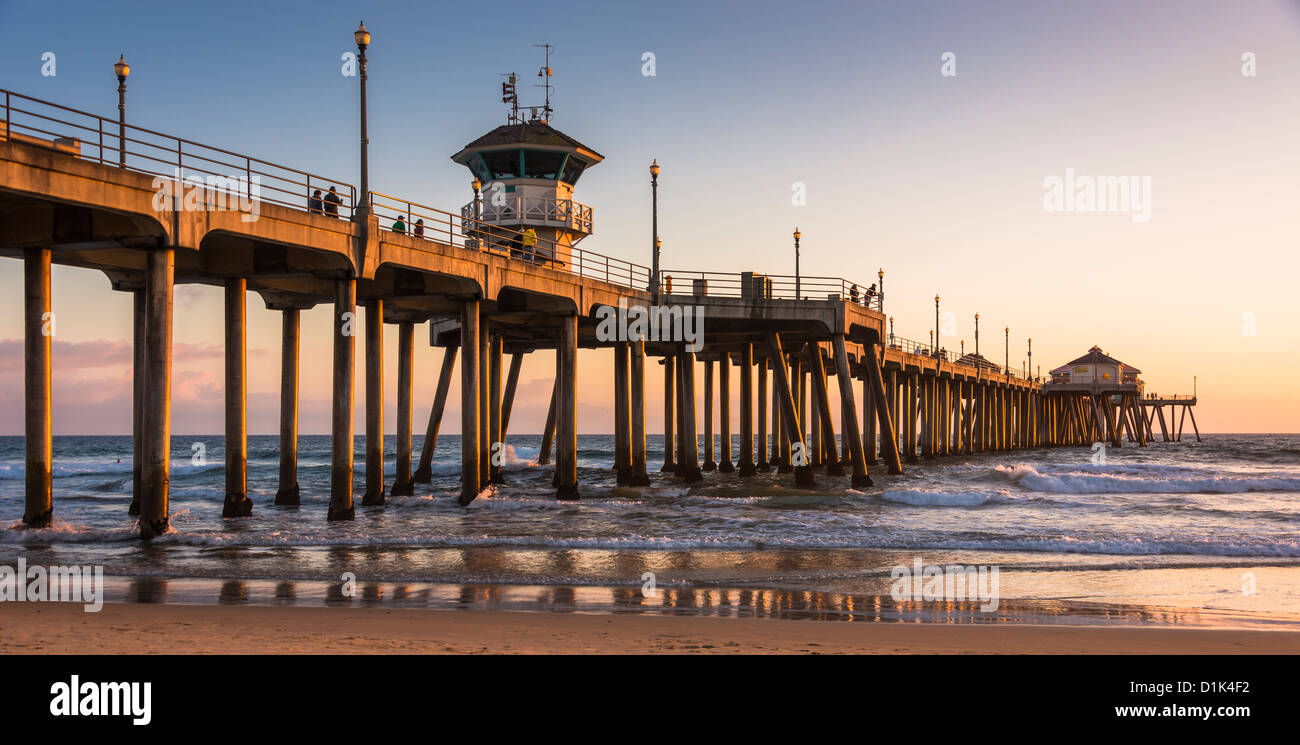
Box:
[522,227,539,261]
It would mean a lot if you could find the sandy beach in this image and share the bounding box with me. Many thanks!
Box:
[3,602,1299,654]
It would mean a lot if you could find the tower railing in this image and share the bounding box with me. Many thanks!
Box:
[460,195,593,234]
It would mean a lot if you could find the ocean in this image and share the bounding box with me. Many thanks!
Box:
[2,433,1298,625]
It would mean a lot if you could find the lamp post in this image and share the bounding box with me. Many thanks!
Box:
[1028,338,1033,381]
[470,177,482,248]
[1004,326,1010,376]
[113,55,129,167]
[878,268,884,312]
[974,313,980,359]
[649,159,660,295]
[889,316,895,346]
[793,228,802,299]
[934,294,940,356]
[354,22,370,220]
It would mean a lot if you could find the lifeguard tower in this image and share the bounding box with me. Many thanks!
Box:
[451,51,601,270]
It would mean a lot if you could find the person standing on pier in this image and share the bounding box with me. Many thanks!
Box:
[392,216,406,234]
[323,186,342,216]
[309,189,324,214]
[414,218,424,238]
[522,227,539,261]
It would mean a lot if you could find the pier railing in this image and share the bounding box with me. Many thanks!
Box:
[659,269,884,310]
[2,88,357,218]
[370,192,652,290]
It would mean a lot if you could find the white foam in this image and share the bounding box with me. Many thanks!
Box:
[881,489,999,506]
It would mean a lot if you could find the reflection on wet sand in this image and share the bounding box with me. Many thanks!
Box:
[109,576,1275,628]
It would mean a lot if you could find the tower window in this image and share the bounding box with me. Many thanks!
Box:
[560,156,586,185]
[523,149,565,180]
[480,149,519,180]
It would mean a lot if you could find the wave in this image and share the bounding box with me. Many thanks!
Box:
[5,525,1293,558]
[998,464,1300,495]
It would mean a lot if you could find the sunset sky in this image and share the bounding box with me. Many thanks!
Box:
[1,0,1298,434]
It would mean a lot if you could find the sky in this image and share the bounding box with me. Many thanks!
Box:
[1,0,1298,434]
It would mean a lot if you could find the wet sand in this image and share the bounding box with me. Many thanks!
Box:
[3,602,1299,654]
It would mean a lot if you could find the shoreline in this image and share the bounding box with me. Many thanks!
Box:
[3,601,1299,654]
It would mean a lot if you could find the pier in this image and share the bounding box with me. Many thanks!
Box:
[1,86,1163,538]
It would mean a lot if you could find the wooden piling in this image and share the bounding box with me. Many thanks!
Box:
[222,277,252,517]
[274,308,301,505]
[362,299,385,505]
[457,299,481,506]
[23,247,52,528]
[390,321,416,496]
[766,333,815,487]
[414,344,457,483]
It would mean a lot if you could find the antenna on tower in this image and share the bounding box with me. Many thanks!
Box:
[501,72,519,124]
[534,43,554,123]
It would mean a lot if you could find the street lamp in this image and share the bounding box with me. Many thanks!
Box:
[974,313,980,359]
[1028,338,1033,381]
[793,227,802,299]
[877,268,884,311]
[649,159,660,295]
[889,316,895,346]
[469,177,482,249]
[1004,326,1010,376]
[934,294,940,356]
[354,21,370,220]
[114,55,129,167]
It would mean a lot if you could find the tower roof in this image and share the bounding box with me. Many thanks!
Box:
[451,122,604,164]
[1051,345,1141,374]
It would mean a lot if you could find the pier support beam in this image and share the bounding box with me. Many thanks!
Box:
[832,336,871,487]
[756,356,769,471]
[862,370,877,465]
[457,300,481,505]
[702,359,716,471]
[362,299,385,505]
[867,348,903,475]
[129,290,145,516]
[488,331,504,484]
[660,356,676,472]
[222,278,252,517]
[538,380,556,466]
[274,308,301,505]
[140,249,175,537]
[738,346,756,476]
[718,355,734,472]
[678,346,703,483]
[328,278,356,521]
[628,340,651,485]
[614,341,632,484]
[478,316,490,486]
[555,315,579,499]
[501,351,523,441]
[23,247,52,528]
[414,344,457,483]
[766,333,815,488]
[811,348,845,477]
[390,321,415,496]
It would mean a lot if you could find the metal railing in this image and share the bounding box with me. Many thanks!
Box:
[658,270,884,310]
[882,334,1037,382]
[461,195,593,234]
[371,192,651,290]
[2,88,357,219]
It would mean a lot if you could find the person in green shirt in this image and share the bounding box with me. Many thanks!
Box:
[392,217,405,234]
